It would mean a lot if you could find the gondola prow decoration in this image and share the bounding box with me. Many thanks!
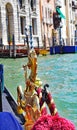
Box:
[17,48,76,130]
[17,48,58,130]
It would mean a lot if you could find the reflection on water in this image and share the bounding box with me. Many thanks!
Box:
[0,53,77,128]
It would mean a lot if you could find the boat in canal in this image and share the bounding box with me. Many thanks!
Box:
[0,64,25,129]
[0,48,76,130]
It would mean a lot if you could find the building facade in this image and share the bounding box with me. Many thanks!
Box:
[66,0,77,46]
[0,0,19,47]
[40,0,55,49]
[57,0,77,46]
[0,0,42,49]
[0,0,77,52]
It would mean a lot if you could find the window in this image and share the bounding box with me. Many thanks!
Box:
[48,8,50,19]
[19,0,25,8]
[47,0,50,2]
[32,18,37,35]
[20,17,26,35]
[45,7,47,19]
[64,0,66,5]
[31,0,36,11]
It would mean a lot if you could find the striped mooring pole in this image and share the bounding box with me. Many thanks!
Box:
[29,25,33,48]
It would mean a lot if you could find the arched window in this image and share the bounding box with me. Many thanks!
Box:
[30,0,36,11]
[19,0,25,8]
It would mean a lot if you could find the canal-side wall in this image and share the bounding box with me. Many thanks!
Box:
[50,46,77,54]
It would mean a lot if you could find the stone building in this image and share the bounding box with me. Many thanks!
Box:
[55,0,77,46]
[65,0,77,46]
[0,0,42,49]
[39,0,55,49]
[39,0,66,48]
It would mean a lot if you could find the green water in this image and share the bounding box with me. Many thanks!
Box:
[0,54,77,128]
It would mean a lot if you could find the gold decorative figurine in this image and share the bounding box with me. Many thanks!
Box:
[17,48,41,130]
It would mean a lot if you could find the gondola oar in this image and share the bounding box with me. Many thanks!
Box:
[0,64,4,112]
[0,78,2,111]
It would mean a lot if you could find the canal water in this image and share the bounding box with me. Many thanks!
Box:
[0,53,77,128]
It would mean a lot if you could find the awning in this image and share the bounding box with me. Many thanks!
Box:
[56,7,66,19]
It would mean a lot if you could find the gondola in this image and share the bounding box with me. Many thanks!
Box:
[0,48,76,130]
[0,64,25,129]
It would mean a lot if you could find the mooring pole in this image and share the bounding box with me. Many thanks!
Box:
[25,26,29,54]
[8,36,12,58]
[0,64,4,111]
[29,25,33,48]
[12,35,16,58]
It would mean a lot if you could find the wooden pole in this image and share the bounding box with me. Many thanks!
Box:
[0,79,2,111]
[8,35,12,57]
[12,35,16,58]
